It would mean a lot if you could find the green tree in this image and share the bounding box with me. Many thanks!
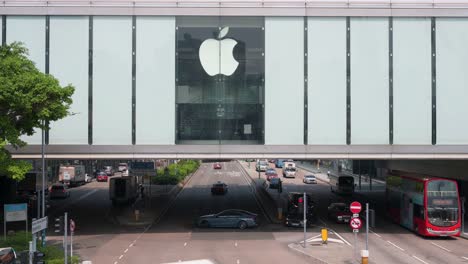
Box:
[0,42,74,180]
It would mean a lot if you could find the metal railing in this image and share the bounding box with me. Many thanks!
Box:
[2,0,468,9]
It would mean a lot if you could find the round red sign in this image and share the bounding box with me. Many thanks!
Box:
[70,219,75,232]
[350,217,362,229]
[350,201,362,214]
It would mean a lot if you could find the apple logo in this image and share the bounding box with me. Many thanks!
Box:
[199,27,239,76]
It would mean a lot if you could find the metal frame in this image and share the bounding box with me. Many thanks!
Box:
[8,144,468,160]
[2,15,6,45]
[431,17,436,145]
[45,15,50,145]
[346,16,351,145]
[132,15,136,145]
[88,15,93,145]
[389,16,393,145]
[303,17,308,145]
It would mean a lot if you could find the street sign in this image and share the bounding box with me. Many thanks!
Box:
[70,219,75,232]
[32,217,48,234]
[4,203,27,222]
[353,213,359,218]
[353,229,359,233]
[350,217,362,230]
[350,201,362,214]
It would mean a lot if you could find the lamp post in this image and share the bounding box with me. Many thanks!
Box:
[41,119,46,247]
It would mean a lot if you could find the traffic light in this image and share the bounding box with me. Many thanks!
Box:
[54,216,64,234]
[298,197,304,214]
[33,251,46,264]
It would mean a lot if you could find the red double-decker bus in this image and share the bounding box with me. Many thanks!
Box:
[386,171,461,237]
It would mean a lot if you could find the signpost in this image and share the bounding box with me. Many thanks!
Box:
[32,217,48,234]
[4,203,28,241]
[350,201,362,262]
[70,219,75,258]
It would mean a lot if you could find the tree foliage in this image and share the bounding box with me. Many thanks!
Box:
[0,42,75,180]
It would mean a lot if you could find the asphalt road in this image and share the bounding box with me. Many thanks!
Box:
[43,162,468,264]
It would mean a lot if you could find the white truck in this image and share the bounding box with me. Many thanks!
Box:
[282,161,297,178]
[58,165,86,186]
[109,176,138,206]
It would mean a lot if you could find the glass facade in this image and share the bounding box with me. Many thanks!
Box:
[175,17,264,144]
[4,14,468,147]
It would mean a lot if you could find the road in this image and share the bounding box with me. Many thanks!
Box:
[44,161,468,264]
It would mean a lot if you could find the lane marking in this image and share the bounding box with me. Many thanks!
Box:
[370,230,381,238]
[129,243,133,247]
[124,249,128,253]
[387,241,405,251]
[412,255,429,264]
[184,242,187,247]
[430,242,451,252]
[119,255,124,260]
[237,260,240,264]
[332,230,351,246]
[235,242,238,247]
[462,257,468,261]
[114,262,118,264]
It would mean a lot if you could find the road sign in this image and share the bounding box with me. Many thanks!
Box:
[32,217,48,234]
[350,201,362,214]
[4,203,27,222]
[353,213,359,218]
[350,217,362,230]
[70,219,75,232]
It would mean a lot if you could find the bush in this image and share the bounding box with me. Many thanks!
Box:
[151,160,200,185]
[0,231,79,263]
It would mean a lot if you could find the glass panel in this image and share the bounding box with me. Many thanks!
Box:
[436,18,468,144]
[136,17,176,144]
[176,17,264,144]
[264,17,303,145]
[7,16,46,144]
[308,17,347,145]
[393,18,432,145]
[350,17,389,144]
[93,16,132,145]
[49,16,89,144]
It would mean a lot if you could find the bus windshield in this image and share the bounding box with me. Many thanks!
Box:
[426,180,459,227]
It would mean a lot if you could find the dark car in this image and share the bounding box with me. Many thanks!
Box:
[284,211,314,228]
[211,182,228,195]
[197,209,258,229]
[287,192,315,214]
[327,203,353,223]
[49,183,70,199]
[213,162,222,170]
[0,247,16,264]
[96,172,109,182]
[265,168,279,181]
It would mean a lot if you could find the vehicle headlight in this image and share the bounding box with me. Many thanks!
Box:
[337,216,342,219]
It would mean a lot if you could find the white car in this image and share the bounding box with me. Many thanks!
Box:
[303,175,317,184]
[85,173,93,183]
[283,167,297,178]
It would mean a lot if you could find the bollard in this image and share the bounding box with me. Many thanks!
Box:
[277,208,283,220]
[321,228,328,244]
[361,250,369,264]
[134,209,140,222]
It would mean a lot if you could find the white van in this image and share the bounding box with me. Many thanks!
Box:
[282,161,297,178]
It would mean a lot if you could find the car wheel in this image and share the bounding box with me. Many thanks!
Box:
[238,221,248,230]
[199,220,210,228]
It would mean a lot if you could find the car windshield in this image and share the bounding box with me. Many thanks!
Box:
[427,180,459,227]
[306,175,315,178]
[52,186,63,190]
[286,168,296,172]
[214,184,225,187]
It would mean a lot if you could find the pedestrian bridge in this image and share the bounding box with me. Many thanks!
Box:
[4,0,468,159]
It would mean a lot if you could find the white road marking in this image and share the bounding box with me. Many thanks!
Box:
[237,260,240,264]
[370,230,381,238]
[114,262,118,264]
[124,249,128,253]
[387,241,405,251]
[332,230,351,246]
[184,242,187,247]
[119,255,124,260]
[462,257,468,261]
[235,242,238,247]
[129,243,133,247]
[430,242,451,252]
[413,255,429,264]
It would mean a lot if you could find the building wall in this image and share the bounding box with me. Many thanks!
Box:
[3,15,468,147]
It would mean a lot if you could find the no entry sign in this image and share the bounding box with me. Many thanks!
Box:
[350,217,362,230]
[350,201,362,214]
